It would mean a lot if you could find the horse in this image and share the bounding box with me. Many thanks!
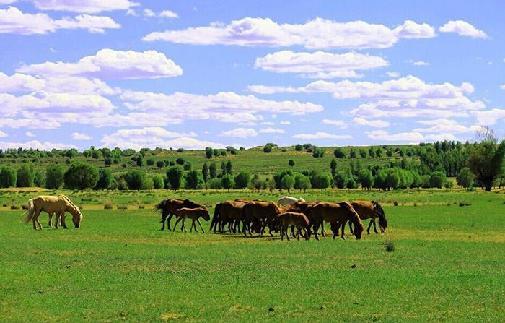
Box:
[277,212,311,241]
[278,196,305,206]
[212,200,246,233]
[156,199,203,231]
[306,202,364,240]
[24,195,82,230]
[242,201,281,236]
[172,207,210,233]
[349,200,388,234]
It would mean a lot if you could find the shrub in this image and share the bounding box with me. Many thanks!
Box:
[166,167,184,190]
[221,175,234,190]
[104,201,114,209]
[294,175,311,192]
[185,170,202,189]
[152,175,164,189]
[0,166,17,188]
[429,171,447,189]
[234,172,250,189]
[457,167,474,188]
[16,164,34,187]
[95,169,113,190]
[333,148,346,159]
[124,170,146,190]
[45,165,65,189]
[207,178,222,189]
[64,162,99,190]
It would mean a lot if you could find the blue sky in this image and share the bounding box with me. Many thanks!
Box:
[0,0,504,150]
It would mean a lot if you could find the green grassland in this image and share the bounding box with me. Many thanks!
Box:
[1,189,504,322]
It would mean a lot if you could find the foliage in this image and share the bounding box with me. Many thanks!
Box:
[16,164,34,187]
[234,172,250,189]
[45,165,65,189]
[64,162,99,190]
[0,166,17,188]
[167,167,184,190]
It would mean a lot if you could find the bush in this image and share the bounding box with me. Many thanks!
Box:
[311,173,331,189]
[95,169,113,190]
[334,148,346,159]
[312,147,324,158]
[141,176,154,190]
[457,167,474,188]
[45,165,65,189]
[207,178,222,189]
[281,175,295,191]
[156,160,165,169]
[288,159,295,167]
[146,159,155,166]
[294,175,311,192]
[104,201,114,209]
[16,164,34,187]
[152,174,164,189]
[358,169,374,190]
[124,170,146,190]
[0,166,17,188]
[64,162,99,190]
[429,171,447,189]
[221,175,234,190]
[185,170,202,189]
[167,167,184,190]
[234,172,250,189]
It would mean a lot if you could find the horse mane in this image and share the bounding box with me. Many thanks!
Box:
[373,201,388,229]
[59,195,82,217]
[341,202,364,230]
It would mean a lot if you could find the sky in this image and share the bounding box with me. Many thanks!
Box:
[0,0,504,150]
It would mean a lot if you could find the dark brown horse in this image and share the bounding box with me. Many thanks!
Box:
[156,199,203,231]
[350,200,388,234]
[172,207,210,233]
[278,211,311,241]
[307,202,364,240]
[242,201,280,236]
[211,200,246,233]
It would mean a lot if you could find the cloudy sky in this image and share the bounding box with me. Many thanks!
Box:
[1,0,504,150]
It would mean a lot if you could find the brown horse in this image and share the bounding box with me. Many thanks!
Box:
[156,199,203,231]
[242,201,280,236]
[211,200,246,233]
[25,195,82,230]
[172,207,210,233]
[307,202,364,240]
[278,211,311,241]
[350,200,388,234]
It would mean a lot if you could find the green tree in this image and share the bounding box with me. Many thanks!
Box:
[16,164,34,187]
[205,147,213,159]
[358,169,374,190]
[468,137,505,191]
[330,159,337,177]
[221,175,234,191]
[166,167,184,190]
[226,160,233,175]
[33,170,45,187]
[281,175,295,192]
[202,162,209,183]
[334,148,346,158]
[294,174,311,192]
[208,178,222,189]
[311,173,331,189]
[185,171,202,189]
[234,172,250,189]
[0,166,17,188]
[288,159,295,167]
[95,169,113,189]
[156,160,165,169]
[64,162,99,189]
[209,162,217,178]
[45,165,64,189]
[124,170,146,190]
[429,171,447,189]
[152,174,165,189]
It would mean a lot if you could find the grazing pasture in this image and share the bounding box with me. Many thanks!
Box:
[0,189,504,321]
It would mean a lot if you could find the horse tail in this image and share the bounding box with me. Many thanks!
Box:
[24,199,35,223]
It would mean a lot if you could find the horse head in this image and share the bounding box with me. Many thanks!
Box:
[372,201,387,233]
[342,202,364,239]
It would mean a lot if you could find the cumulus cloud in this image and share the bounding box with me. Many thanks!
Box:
[321,119,347,128]
[144,17,435,49]
[367,130,424,143]
[72,132,92,140]
[143,8,178,18]
[0,140,75,150]
[387,72,400,78]
[439,20,487,39]
[0,7,120,35]
[0,130,7,138]
[18,48,182,79]
[101,127,223,150]
[471,108,505,125]
[31,0,138,13]
[412,60,429,66]
[259,127,285,134]
[255,51,388,78]
[414,119,482,134]
[220,128,258,138]
[293,132,351,140]
[353,117,390,128]
[25,131,35,137]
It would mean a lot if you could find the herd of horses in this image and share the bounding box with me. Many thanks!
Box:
[22,195,387,241]
[156,197,388,240]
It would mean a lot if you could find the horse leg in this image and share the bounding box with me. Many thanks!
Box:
[348,221,354,234]
[367,220,373,234]
[190,219,196,232]
[172,217,182,232]
[48,212,52,228]
[61,213,67,229]
[197,219,205,233]
[321,221,326,237]
[372,219,378,234]
[181,218,186,232]
[340,222,346,240]
[167,214,173,231]
[34,210,42,230]
[32,211,38,230]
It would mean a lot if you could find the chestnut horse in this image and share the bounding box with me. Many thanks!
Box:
[306,202,364,240]
[172,207,210,233]
[278,211,311,241]
[350,200,387,234]
[156,199,203,231]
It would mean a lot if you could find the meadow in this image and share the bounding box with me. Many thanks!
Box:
[1,189,504,322]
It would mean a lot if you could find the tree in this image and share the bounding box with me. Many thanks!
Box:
[294,144,303,151]
[45,165,64,189]
[350,149,357,159]
[33,170,45,187]
[358,169,374,190]
[294,174,311,192]
[468,137,505,191]
[429,171,447,189]
[221,175,234,191]
[288,159,295,167]
[330,159,337,177]
[251,174,264,191]
[16,164,34,187]
[95,169,113,189]
[334,148,346,158]
[311,173,331,189]
[205,147,213,159]
[263,143,276,153]
[185,170,202,189]
[334,171,347,189]
[456,167,474,188]
[141,176,154,190]
[156,160,165,169]
[281,175,295,192]
[209,162,217,178]
[166,167,184,190]
[152,174,165,189]
[176,158,185,165]
[146,158,155,166]
[202,163,209,183]
[234,172,250,189]
[312,147,324,158]
[0,166,17,188]
[208,178,222,189]
[226,160,233,175]
[64,163,99,190]
[124,170,145,190]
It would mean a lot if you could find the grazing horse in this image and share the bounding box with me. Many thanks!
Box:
[306,202,364,240]
[156,199,203,231]
[24,195,82,230]
[278,196,305,206]
[242,201,280,236]
[212,200,246,233]
[172,207,210,233]
[350,200,388,234]
[278,212,311,241]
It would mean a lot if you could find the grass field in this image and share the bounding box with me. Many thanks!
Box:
[1,189,504,321]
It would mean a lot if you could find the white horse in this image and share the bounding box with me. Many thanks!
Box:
[278,196,305,206]
[25,195,82,230]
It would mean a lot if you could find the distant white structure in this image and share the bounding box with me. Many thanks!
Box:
[278,196,305,206]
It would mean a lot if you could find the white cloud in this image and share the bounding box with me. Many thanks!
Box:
[387,71,400,78]
[25,131,35,137]
[321,119,347,128]
[0,0,17,4]
[393,20,436,39]
[72,132,92,140]
[255,51,388,78]
[144,17,435,49]
[412,60,429,66]
[0,7,120,35]
[100,127,223,150]
[0,130,7,138]
[143,8,178,18]
[439,20,487,39]
[500,84,505,90]
[220,128,258,138]
[367,130,424,143]
[280,120,291,125]
[18,48,182,79]
[414,119,482,134]
[31,0,138,13]
[0,140,75,150]
[259,127,285,134]
[353,117,390,128]
[472,109,505,126]
[293,132,351,140]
